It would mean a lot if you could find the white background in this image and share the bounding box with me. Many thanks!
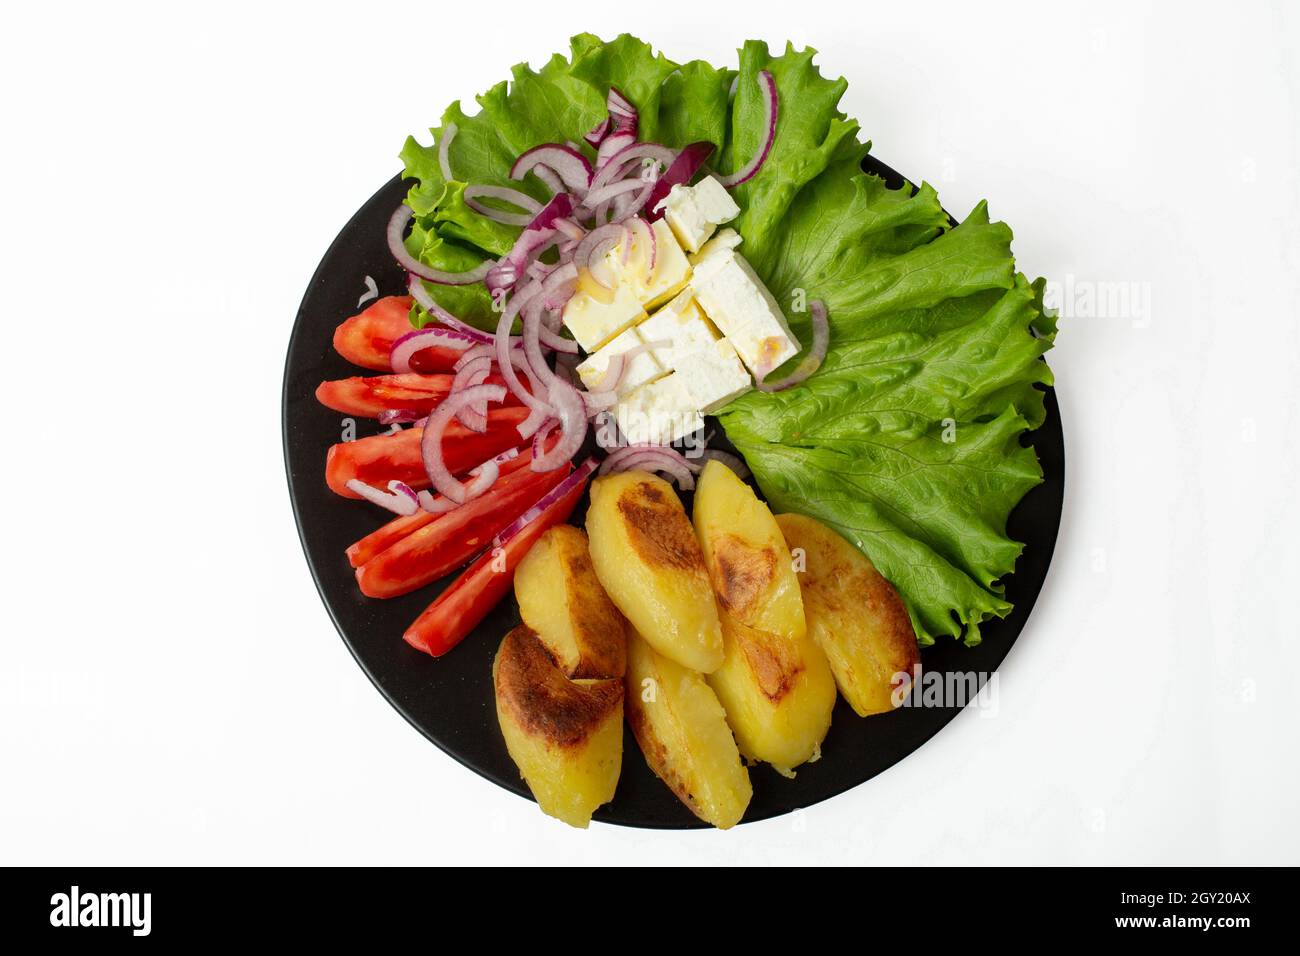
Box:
[2,0,1297,865]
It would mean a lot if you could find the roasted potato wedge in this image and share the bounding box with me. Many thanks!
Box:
[493,625,623,828]
[707,617,838,776]
[693,460,807,641]
[692,461,835,775]
[776,513,920,717]
[625,630,752,829]
[515,525,627,679]
[586,471,724,673]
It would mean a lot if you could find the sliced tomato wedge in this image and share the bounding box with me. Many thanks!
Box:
[344,441,547,567]
[355,464,570,599]
[332,295,472,373]
[332,295,414,371]
[315,372,517,419]
[402,471,591,657]
[346,511,436,570]
[325,406,529,498]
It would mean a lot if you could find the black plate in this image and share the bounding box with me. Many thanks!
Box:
[282,157,1065,828]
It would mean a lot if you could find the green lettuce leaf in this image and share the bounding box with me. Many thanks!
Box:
[398,33,731,330]
[724,42,861,271]
[656,60,736,153]
[398,36,1057,643]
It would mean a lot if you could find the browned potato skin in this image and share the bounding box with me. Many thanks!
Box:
[775,513,920,717]
[514,525,627,679]
[624,631,752,829]
[693,462,834,773]
[493,625,623,828]
[586,471,724,673]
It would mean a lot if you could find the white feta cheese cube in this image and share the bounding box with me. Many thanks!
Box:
[655,176,741,253]
[562,271,648,352]
[619,218,692,311]
[637,292,719,370]
[690,249,800,376]
[689,227,743,267]
[576,326,665,395]
[612,374,704,446]
[673,338,752,414]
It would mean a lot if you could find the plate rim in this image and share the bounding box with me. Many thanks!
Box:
[282,160,1065,829]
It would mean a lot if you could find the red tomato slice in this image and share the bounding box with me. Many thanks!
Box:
[315,372,516,419]
[332,295,414,371]
[402,472,590,657]
[355,465,569,599]
[346,510,436,570]
[332,295,473,373]
[324,406,529,498]
[344,436,556,568]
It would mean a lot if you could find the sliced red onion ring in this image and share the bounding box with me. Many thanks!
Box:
[511,143,593,195]
[486,231,557,294]
[698,449,751,479]
[461,457,501,500]
[598,443,697,476]
[538,317,577,354]
[610,451,696,490]
[346,479,421,516]
[390,326,479,374]
[530,417,558,459]
[625,217,656,272]
[596,129,636,171]
[554,217,585,242]
[607,87,637,123]
[531,166,564,196]
[582,177,649,211]
[531,378,588,472]
[598,443,664,471]
[584,117,610,149]
[450,354,494,431]
[582,390,618,415]
[416,490,460,514]
[521,300,558,390]
[587,337,670,394]
[596,170,663,224]
[537,262,580,323]
[492,447,522,468]
[595,89,639,169]
[454,341,497,371]
[438,122,457,182]
[407,274,493,344]
[717,70,778,188]
[464,184,542,227]
[756,300,829,391]
[387,205,493,285]
[495,458,598,545]
[416,448,520,514]
[485,193,574,293]
[589,143,676,193]
[618,221,634,265]
[495,292,556,435]
[645,141,716,218]
[377,408,426,426]
[517,408,550,440]
[574,223,625,290]
[503,348,551,440]
[527,192,576,230]
[616,175,663,220]
[421,383,507,503]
